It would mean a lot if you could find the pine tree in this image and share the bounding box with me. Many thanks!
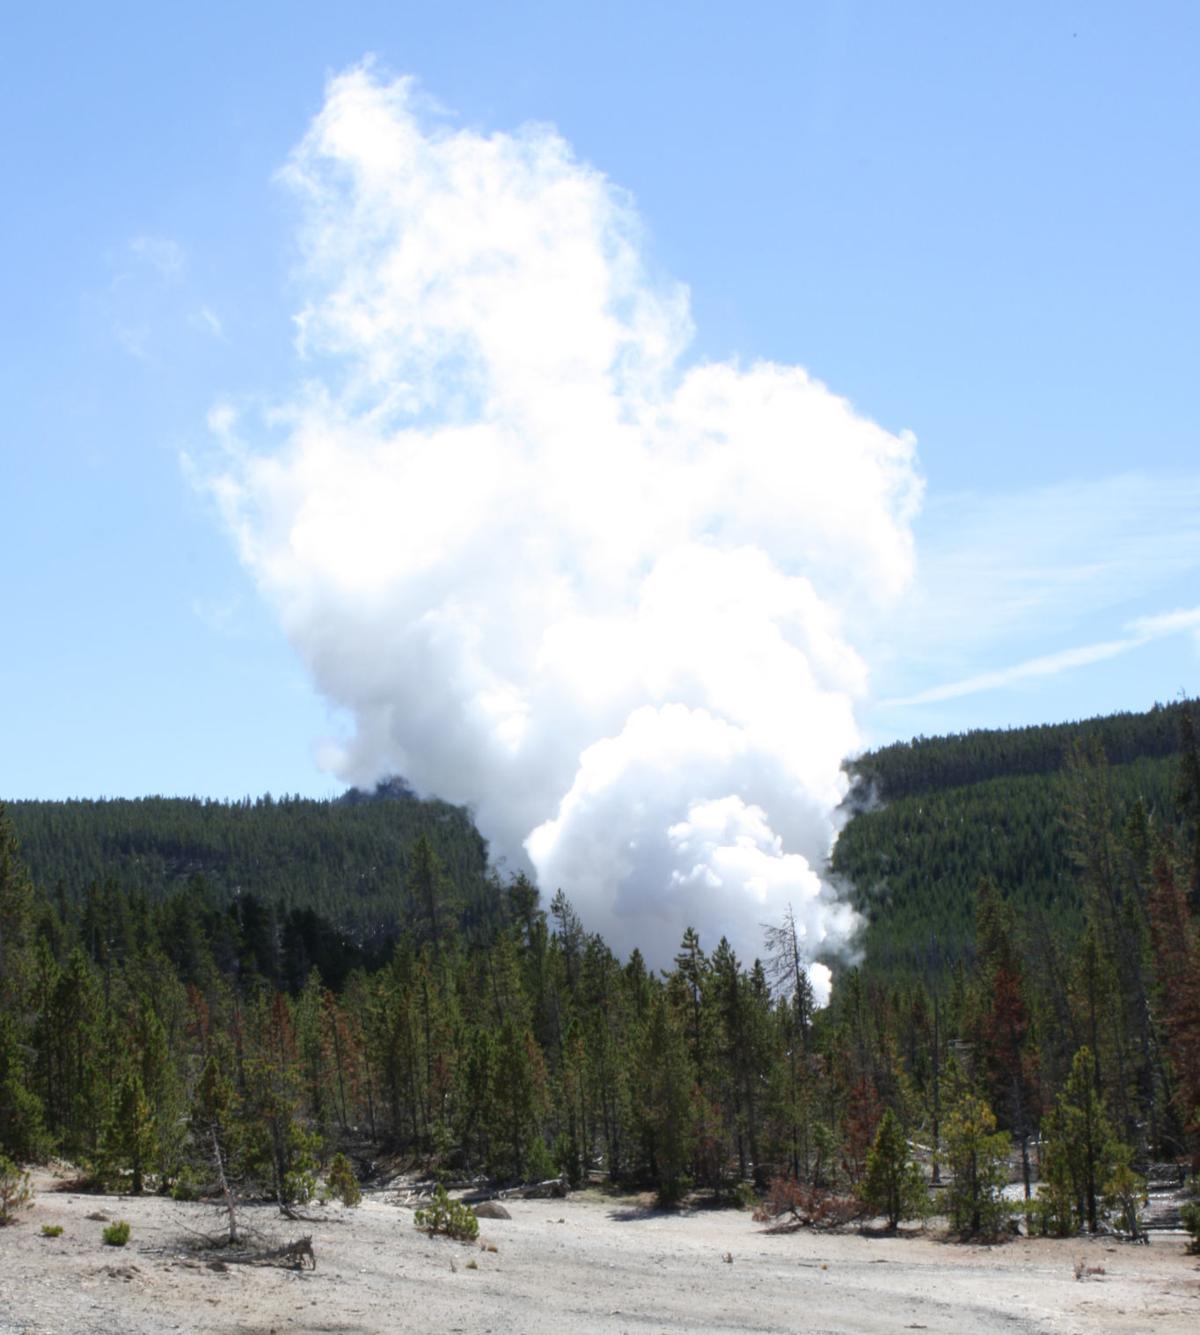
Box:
[491,1018,547,1179]
[0,806,36,1010]
[0,1012,49,1161]
[635,991,694,1204]
[408,835,450,961]
[131,995,185,1184]
[102,1068,155,1193]
[859,1108,928,1229]
[239,992,319,1212]
[1146,848,1200,1165]
[969,881,1038,1196]
[1039,1046,1123,1234]
[943,1089,1011,1237]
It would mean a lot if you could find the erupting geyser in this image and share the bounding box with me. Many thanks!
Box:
[201,66,923,997]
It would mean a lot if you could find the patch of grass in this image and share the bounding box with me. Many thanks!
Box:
[41,1224,64,1238]
[102,1220,131,1247]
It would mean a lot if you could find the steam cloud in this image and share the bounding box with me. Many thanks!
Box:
[204,68,923,997]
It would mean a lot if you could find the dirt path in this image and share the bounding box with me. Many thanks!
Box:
[1,1173,1197,1334]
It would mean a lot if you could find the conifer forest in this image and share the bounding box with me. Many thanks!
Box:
[2,700,1198,1243]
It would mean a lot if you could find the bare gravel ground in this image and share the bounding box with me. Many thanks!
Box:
[1,1170,1198,1335]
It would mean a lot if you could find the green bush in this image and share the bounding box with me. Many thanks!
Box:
[170,1166,201,1202]
[731,1180,759,1210]
[41,1224,63,1237]
[102,1220,131,1246]
[326,1153,361,1207]
[1102,1151,1147,1239]
[0,1157,32,1224]
[552,1131,582,1188]
[1181,1200,1200,1254]
[524,1137,556,1184]
[414,1185,479,1242]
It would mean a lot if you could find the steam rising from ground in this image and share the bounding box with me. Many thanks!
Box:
[205,68,922,993]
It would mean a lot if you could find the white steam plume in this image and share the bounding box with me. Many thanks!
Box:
[203,67,922,994]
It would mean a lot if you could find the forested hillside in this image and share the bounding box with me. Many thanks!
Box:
[834,702,1192,975]
[847,701,1191,801]
[1,701,1197,1246]
[5,780,489,944]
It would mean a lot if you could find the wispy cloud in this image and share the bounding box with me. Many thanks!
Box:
[106,236,226,357]
[912,473,1200,648]
[191,593,244,636]
[885,605,1200,707]
[128,234,186,282]
[111,321,150,360]
[191,305,224,338]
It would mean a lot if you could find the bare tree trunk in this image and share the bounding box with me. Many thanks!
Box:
[210,1124,239,1246]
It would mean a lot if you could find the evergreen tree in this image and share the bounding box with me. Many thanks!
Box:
[1146,848,1200,1164]
[859,1108,928,1229]
[943,1089,1011,1237]
[0,1012,49,1161]
[1040,1046,1123,1234]
[635,991,694,1203]
[969,881,1038,1196]
[102,1068,155,1193]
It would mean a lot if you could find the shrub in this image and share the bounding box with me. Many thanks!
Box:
[753,1175,865,1229]
[1029,1176,1075,1237]
[170,1166,201,1202]
[0,1157,32,1224]
[326,1153,361,1207]
[524,1137,556,1184]
[41,1224,63,1237]
[730,1180,759,1211]
[1102,1150,1147,1240]
[1181,1200,1200,1254]
[552,1130,582,1188]
[414,1185,479,1242]
[102,1220,131,1246]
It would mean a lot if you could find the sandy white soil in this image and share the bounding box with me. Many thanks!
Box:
[1,1171,1197,1335]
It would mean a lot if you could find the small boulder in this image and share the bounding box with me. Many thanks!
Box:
[473,1200,511,1220]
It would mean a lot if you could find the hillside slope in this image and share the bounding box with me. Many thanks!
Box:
[833,700,1192,974]
[4,779,489,941]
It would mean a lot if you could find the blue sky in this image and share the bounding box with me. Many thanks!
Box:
[2,1,1198,803]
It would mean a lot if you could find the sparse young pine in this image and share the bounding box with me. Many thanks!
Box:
[0,1156,32,1223]
[859,1109,929,1229]
[1040,1047,1122,1234]
[413,1185,478,1241]
[1102,1147,1147,1240]
[101,1068,156,1194]
[943,1092,1012,1238]
[326,1152,361,1206]
[101,1219,131,1246]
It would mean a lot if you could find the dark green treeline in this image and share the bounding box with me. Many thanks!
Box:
[0,704,1197,1234]
[835,700,1193,973]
